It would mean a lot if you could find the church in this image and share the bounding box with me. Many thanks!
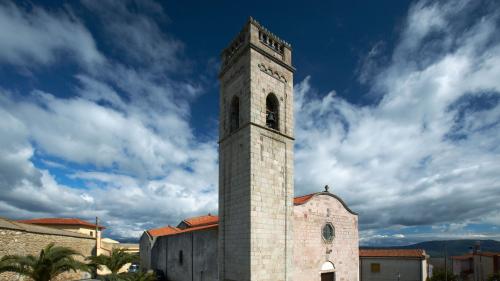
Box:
[140,17,359,281]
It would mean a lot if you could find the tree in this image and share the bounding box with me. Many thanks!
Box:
[0,243,88,281]
[430,268,458,281]
[86,248,138,280]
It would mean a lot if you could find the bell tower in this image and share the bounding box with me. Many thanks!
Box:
[218,18,295,281]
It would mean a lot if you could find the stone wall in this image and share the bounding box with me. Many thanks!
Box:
[0,227,95,281]
[293,193,359,281]
[218,18,295,281]
[150,227,218,281]
[139,232,153,271]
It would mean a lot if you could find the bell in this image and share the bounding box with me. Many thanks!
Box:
[267,112,276,122]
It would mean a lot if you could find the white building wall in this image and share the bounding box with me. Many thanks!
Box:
[360,258,424,281]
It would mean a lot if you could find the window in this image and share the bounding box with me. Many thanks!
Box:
[90,231,94,237]
[371,263,381,273]
[322,223,335,242]
[179,250,183,265]
[230,96,240,133]
[266,94,279,130]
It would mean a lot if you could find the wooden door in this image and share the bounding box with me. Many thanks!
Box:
[321,272,335,281]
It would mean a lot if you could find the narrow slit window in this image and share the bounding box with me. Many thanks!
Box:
[230,96,240,133]
[266,94,279,130]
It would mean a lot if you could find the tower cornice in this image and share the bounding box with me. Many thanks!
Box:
[219,17,294,77]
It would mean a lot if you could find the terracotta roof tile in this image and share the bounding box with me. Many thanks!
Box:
[294,193,316,205]
[452,252,500,259]
[178,223,218,234]
[359,249,426,258]
[147,193,353,237]
[147,226,180,237]
[17,218,105,229]
[182,214,219,227]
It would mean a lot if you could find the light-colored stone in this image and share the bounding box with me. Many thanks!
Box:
[0,220,95,281]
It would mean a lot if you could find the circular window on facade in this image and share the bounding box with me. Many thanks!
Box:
[322,223,335,242]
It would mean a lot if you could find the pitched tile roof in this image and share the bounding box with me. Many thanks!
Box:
[182,214,219,227]
[147,192,356,237]
[452,252,500,259]
[17,218,105,229]
[294,193,315,205]
[177,223,218,234]
[1,217,93,239]
[147,225,180,237]
[359,249,426,258]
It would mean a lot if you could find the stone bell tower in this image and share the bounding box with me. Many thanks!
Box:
[218,18,295,281]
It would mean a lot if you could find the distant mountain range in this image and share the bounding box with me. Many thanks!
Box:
[362,239,500,257]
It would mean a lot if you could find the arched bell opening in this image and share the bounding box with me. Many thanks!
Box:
[265,93,279,130]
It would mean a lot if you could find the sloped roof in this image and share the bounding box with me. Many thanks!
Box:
[182,214,219,227]
[18,218,105,229]
[452,252,500,260]
[147,225,180,237]
[293,192,358,215]
[177,223,218,234]
[147,192,356,237]
[294,194,315,205]
[359,249,426,258]
[0,217,93,239]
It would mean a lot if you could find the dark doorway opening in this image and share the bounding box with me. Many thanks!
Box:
[321,272,335,281]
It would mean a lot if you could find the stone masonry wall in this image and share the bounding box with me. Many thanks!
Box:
[219,18,294,281]
[218,37,252,280]
[293,194,359,281]
[247,24,294,280]
[0,228,95,281]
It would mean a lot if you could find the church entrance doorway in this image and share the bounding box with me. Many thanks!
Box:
[320,261,335,281]
[321,272,335,281]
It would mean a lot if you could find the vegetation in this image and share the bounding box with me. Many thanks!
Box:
[430,268,458,281]
[488,272,500,281]
[122,272,157,281]
[87,248,138,281]
[0,243,88,281]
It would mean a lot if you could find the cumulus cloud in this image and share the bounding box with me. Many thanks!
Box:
[0,0,216,239]
[0,2,103,67]
[295,0,500,243]
[0,0,499,244]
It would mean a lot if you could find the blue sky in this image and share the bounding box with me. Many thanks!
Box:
[0,0,499,245]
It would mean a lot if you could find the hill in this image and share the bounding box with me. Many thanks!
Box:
[362,239,500,257]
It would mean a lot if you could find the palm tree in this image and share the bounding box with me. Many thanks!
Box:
[0,243,88,281]
[86,248,138,280]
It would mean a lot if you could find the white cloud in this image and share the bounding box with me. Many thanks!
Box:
[295,0,500,233]
[0,2,103,67]
[0,0,499,242]
[0,1,217,239]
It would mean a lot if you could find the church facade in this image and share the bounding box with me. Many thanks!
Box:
[140,18,359,281]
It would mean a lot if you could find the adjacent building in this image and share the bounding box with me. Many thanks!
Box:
[452,251,500,281]
[18,217,105,238]
[14,217,139,275]
[141,189,359,281]
[359,249,429,281]
[0,217,95,281]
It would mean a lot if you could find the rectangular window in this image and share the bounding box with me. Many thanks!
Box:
[371,263,381,273]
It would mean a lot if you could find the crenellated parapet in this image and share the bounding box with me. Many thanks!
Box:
[220,17,294,75]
